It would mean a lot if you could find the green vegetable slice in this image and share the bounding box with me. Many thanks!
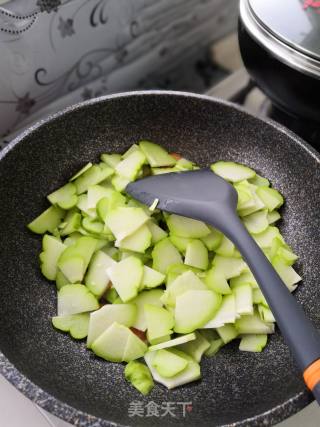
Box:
[48,183,78,210]
[52,313,90,339]
[106,207,149,241]
[124,361,154,395]
[152,238,183,274]
[211,161,256,182]
[28,206,65,234]
[57,284,99,316]
[148,333,196,352]
[239,334,268,352]
[179,331,210,362]
[139,141,176,167]
[40,235,66,281]
[184,239,208,270]
[167,214,210,238]
[152,349,188,378]
[107,256,143,302]
[144,349,201,389]
[174,290,222,333]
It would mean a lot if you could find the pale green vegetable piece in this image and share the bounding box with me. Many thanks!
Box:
[243,209,269,234]
[91,322,129,362]
[272,257,301,292]
[276,246,298,265]
[52,313,90,339]
[152,349,188,378]
[249,174,270,187]
[166,263,201,287]
[100,153,122,168]
[184,239,208,270]
[124,361,154,395]
[255,229,284,253]
[148,333,196,352]
[115,150,146,180]
[147,221,168,244]
[131,289,164,331]
[139,141,176,167]
[201,228,223,251]
[205,267,231,295]
[60,210,81,236]
[267,211,281,224]
[215,235,235,256]
[256,187,284,211]
[205,338,225,357]
[104,286,119,303]
[75,164,114,194]
[82,217,104,234]
[123,143,143,159]
[200,330,225,357]
[107,256,143,302]
[169,235,192,253]
[175,158,194,171]
[111,174,130,192]
[106,207,149,241]
[70,162,93,181]
[48,182,78,210]
[252,288,268,306]
[216,324,238,344]
[152,238,183,274]
[230,271,258,289]
[174,290,222,333]
[145,349,201,389]
[123,330,148,362]
[56,270,69,290]
[91,322,147,362]
[87,185,113,209]
[98,192,127,222]
[148,334,172,346]
[235,311,275,334]
[57,284,99,316]
[85,250,116,297]
[233,284,253,316]
[28,206,65,234]
[203,294,236,328]
[213,256,247,279]
[162,270,207,307]
[142,266,165,289]
[211,161,256,182]
[40,235,66,281]
[58,236,97,283]
[116,224,152,253]
[258,305,275,323]
[144,304,174,341]
[151,167,177,175]
[239,334,268,352]
[166,214,210,238]
[179,331,210,362]
[76,194,96,218]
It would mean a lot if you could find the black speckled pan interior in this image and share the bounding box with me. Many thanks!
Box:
[0,91,319,427]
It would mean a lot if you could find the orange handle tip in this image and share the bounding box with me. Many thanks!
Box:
[303,359,320,391]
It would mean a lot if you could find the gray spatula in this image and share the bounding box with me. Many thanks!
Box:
[126,168,320,403]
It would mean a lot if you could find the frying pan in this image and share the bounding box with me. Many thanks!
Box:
[0,91,319,426]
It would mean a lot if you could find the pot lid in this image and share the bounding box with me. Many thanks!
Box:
[248,0,320,60]
[240,0,320,78]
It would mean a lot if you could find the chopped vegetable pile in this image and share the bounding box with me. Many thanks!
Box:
[28,141,301,395]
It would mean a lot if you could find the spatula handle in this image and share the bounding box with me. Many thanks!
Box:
[223,214,320,404]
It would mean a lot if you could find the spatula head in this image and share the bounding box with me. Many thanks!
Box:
[126,168,238,230]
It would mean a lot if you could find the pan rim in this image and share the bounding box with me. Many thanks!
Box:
[0,90,318,427]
